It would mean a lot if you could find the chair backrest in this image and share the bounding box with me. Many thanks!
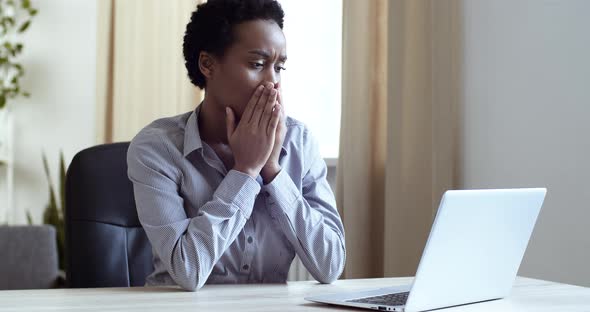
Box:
[65,142,153,288]
[0,225,59,290]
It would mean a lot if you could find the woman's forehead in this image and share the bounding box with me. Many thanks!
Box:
[232,19,287,55]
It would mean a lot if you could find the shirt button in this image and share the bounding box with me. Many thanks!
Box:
[247,236,253,244]
[243,264,250,270]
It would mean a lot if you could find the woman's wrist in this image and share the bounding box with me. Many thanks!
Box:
[261,164,281,184]
[233,165,259,179]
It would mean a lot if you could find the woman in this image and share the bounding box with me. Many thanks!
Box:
[127,0,345,291]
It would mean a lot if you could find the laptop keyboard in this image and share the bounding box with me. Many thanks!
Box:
[348,292,410,306]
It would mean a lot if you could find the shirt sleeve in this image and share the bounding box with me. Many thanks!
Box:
[127,130,260,291]
[262,132,346,283]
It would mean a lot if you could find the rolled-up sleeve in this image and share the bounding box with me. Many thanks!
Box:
[262,133,346,283]
[127,130,260,291]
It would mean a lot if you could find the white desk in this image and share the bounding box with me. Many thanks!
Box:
[0,276,588,311]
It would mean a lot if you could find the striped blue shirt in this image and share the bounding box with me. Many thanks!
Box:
[127,105,346,291]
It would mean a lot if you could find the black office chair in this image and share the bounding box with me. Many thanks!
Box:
[65,142,153,288]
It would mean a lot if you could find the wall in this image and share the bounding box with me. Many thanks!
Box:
[460,0,590,286]
[6,0,97,223]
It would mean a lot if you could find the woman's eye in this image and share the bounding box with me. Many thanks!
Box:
[251,62,285,72]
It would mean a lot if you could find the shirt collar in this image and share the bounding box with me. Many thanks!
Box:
[183,104,288,159]
[183,105,203,157]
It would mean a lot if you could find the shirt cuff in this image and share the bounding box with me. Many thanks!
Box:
[263,169,301,215]
[214,169,261,218]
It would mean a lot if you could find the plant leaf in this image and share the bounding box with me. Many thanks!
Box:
[42,152,52,183]
[40,151,68,271]
[41,152,58,221]
[42,187,58,225]
[18,20,30,33]
[26,211,34,225]
[58,151,67,271]
[59,151,66,215]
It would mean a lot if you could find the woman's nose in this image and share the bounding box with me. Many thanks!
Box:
[261,79,280,90]
[264,70,279,87]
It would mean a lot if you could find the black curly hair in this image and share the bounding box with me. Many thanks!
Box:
[183,0,285,89]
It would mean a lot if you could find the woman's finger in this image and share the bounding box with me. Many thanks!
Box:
[242,85,265,124]
[250,84,271,125]
[260,88,277,127]
[267,104,282,136]
[277,87,282,105]
[225,107,236,140]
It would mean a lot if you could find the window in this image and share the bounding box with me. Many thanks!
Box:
[279,0,342,159]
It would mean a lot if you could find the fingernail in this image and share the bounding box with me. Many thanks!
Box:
[225,107,230,115]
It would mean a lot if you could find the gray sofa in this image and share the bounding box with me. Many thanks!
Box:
[0,225,59,290]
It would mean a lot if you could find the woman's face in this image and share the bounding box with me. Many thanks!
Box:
[206,19,287,120]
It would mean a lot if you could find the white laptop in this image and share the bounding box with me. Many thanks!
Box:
[305,188,547,312]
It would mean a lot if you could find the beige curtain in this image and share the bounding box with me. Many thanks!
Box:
[96,0,204,143]
[337,0,462,279]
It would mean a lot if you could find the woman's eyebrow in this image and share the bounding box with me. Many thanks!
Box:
[248,50,288,62]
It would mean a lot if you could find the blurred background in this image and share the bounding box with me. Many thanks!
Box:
[0,0,588,290]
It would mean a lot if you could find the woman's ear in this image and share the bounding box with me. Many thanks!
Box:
[198,52,216,79]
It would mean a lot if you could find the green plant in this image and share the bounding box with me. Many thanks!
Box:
[27,151,66,271]
[0,0,38,109]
